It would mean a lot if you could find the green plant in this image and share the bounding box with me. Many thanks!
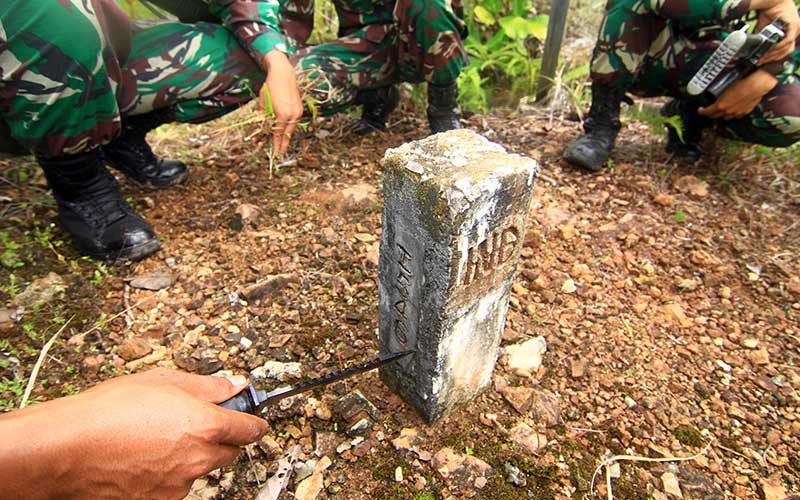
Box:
[0,376,24,408]
[0,232,24,269]
[458,0,549,112]
[675,207,686,223]
[90,261,110,287]
[0,273,19,299]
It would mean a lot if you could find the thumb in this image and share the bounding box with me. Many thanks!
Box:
[168,372,250,403]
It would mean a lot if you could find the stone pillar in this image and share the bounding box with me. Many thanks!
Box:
[378,130,537,423]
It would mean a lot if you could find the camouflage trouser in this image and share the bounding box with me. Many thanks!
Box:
[0,1,263,157]
[282,0,468,116]
[591,0,800,147]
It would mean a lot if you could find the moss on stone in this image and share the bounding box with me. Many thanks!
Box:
[672,425,705,447]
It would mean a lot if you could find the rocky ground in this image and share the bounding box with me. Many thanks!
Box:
[1,101,799,500]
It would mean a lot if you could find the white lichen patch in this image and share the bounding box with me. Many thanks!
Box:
[434,286,507,403]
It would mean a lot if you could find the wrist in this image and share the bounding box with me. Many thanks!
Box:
[0,402,77,499]
[750,68,779,93]
[750,0,785,9]
[262,50,290,73]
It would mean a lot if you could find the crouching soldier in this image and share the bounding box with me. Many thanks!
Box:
[0,0,301,261]
[563,0,800,171]
[278,0,468,135]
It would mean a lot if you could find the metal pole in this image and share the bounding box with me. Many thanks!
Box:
[535,0,571,102]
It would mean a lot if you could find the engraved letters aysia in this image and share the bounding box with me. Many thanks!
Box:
[392,244,414,346]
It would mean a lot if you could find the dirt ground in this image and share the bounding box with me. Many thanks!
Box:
[1,102,799,500]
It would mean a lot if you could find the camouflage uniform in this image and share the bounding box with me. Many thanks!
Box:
[0,0,277,157]
[280,0,468,116]
[590,0,800,147]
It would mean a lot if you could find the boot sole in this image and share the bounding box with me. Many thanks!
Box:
[78,238,161,263]
[106,161,190,189]
[562,149,607,172]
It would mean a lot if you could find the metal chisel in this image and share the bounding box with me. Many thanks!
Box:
[218,350,414,415]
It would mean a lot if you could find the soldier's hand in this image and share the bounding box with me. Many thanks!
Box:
[699,69,778,120]
[758,0,800,64]
[262,51,304,156]
[0,368,269,500]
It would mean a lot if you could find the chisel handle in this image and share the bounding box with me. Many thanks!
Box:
[218,385,259,414]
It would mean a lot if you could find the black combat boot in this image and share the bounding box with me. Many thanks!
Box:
[38,149,161,261]
[351,86,400,135]
[563,84,628,172]
[103,108,188,188]
[661,98,709,164]
[427,82,461,134]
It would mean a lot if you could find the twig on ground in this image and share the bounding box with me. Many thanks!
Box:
[20,316,74,409]
[568,427,606,435]
[67,297,155,346]
[715,442,752,461]
[586,440,713,500]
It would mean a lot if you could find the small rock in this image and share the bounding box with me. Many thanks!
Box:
[496,381,534,414]
[81,355,105,374]
[314,431,339,458]
[761,475,787,500]
[432,447,493,480]
[677,277,702,291]
[394,466,404,482]
[741,337,759,349]
[259,435,282,458]
[118,337,153,361]
[504,463,526,487]
[240,274,298,302]
[570,358,587,378]
[294,472,324,500]
[12,272,66,308]
[293,460,317,483]
[561,279,577,294]
[661,472,683,498]
[347,417,373,437]
[236,203,260,223]
[748,348,770,365]
[392,428,423,454]
[125,346,168,371]
[219,471,235,491]
[530,387,560,427]
[332,390,379,424]
[654,193,674,206]
[715,359,732,372]
[128,272,177,291]
[246,462,268,483]
[504,337,547,377]
[674,175,707,197]
[662,303,689,327]
[184,478,219,500]
[197,349,223,375]
[509,422,547,454]
[474,476,488,489]
[251,361,302,382]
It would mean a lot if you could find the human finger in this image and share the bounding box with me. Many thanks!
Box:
[151,370,249,403]
[281,121,298,155]
[210,405,270,446]
[698,103,718,117]
[205,444,245,472]
[272,124,286,156]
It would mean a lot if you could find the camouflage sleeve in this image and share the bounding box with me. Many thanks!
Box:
[646,0,751,23]
[761,40,800,84]
[208,0,287,63]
